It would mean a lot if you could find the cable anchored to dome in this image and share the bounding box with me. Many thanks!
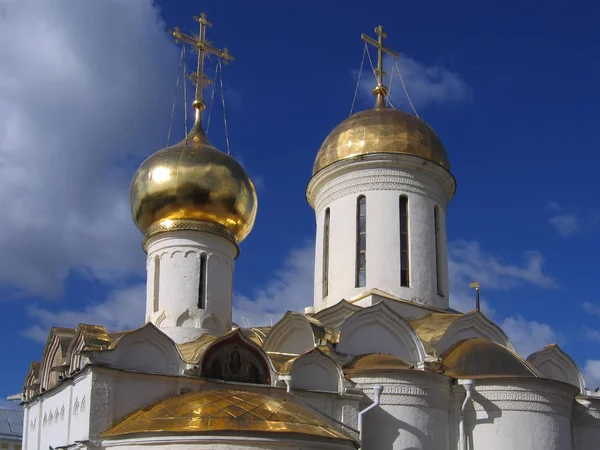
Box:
[168,13,234,130]
[361,25,399,109]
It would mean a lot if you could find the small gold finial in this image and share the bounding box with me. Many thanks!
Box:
[469,282,481,311]
[168,13,235,125]
[361,25,399,109]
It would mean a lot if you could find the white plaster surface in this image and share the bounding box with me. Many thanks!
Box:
[145,230,237,342]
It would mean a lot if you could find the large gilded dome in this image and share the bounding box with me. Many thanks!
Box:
[130,120,257,243]
[313,107,450,175]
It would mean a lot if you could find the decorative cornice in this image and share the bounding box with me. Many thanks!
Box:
[143,220,239,254]
[307,154,455,213]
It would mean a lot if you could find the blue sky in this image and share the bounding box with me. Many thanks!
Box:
[0,0,599,403]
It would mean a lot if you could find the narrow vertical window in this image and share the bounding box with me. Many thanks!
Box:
[322,208,331,298]
[434,206,443,295]
[399,195,409,287]
[198,254,207,309]
[153,256,160,312]
[356,196,367,287]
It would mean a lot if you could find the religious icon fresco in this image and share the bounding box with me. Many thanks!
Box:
[202,338,269,384]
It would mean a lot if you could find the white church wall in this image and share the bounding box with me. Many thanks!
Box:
[309,156,453,312]
[353,372,451,450]
[145,231,237,342]
[465,380,577,450]
[263,313,317,355]
[573,397,600,450]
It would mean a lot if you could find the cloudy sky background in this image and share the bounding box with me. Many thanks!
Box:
[1,0,599,403]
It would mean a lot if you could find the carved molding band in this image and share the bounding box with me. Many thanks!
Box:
[144,219,239,253]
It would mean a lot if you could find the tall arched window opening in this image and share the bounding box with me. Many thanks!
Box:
[198,254,207,309]
[356,196,367,287]
[322,208,331,298]
[434,206,443,295]
[399,195,409,287]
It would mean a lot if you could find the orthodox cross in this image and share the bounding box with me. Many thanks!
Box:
[169,13,234,116]
[469,282,481,311]
[361,25,399,108]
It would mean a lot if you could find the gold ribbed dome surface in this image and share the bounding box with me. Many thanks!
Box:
[344,353,413,375]
[130,121,257,242]
[441,338,542,379]
[101,389,353,442]
[313,108,450,175]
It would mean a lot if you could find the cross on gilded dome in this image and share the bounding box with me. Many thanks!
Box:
[169,13,234,119]
[361,25,399,109]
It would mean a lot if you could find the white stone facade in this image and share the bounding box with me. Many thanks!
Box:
[307,154,455,311]
[145,230,237,342]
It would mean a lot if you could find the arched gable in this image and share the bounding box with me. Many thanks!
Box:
[336,302,427,363]
[84,323,183,375]
[39,327,76,392]
[436,310,514,356]
[314,300,360,329]
[263,312,325,355]
[66,324,111,375]
[200,329,273,385]
[527,344,585,391]
[23,361,41,401]
[286,348,343,393]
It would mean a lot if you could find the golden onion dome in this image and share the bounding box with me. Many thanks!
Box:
[101,389,354,442]
[440,338,542,379]
[313,107,450,175]
[130,119,257,244]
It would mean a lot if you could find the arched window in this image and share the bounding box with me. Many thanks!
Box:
[399,195,409,287]
[198,253,207,309]
[323,208,331,298]
[356,196,367,287]
[434,205,443,295]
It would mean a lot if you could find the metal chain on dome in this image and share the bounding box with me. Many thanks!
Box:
[206,61,220,135]
[217,59,231,155]
[166,45,185,147]
[393,58,419,117]
[349,43,368,116]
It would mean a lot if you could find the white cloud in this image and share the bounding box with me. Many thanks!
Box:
[548,214,579,237]
[24,284,145,343]
[448,239,557,300]
[586,329,600,343]
[545,201,562,212]
[233,241,314,328]
[500,315,558,358]
[0,0,178,297]
[583,302,600,318]
[583,360,600,389]
[357,53,470,110]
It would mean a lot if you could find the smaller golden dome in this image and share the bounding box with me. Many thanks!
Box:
[344,353,413,375]
[101,389,353,442]
[130,120,257,243]
[313,108,450,175]
[441,338,542,379]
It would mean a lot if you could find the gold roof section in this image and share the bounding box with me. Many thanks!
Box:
[177,333,217,364]
[440,338,542,379]
[410,313,463,355]
[344,353,413,375]
[313,108,450,175]
[101,389,355,443]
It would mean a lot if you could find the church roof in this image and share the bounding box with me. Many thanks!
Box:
[101,389,356,444]
[410,312,463,354]
[0,407,23,440]
[440,338,542,379]
[344,353,413,375]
